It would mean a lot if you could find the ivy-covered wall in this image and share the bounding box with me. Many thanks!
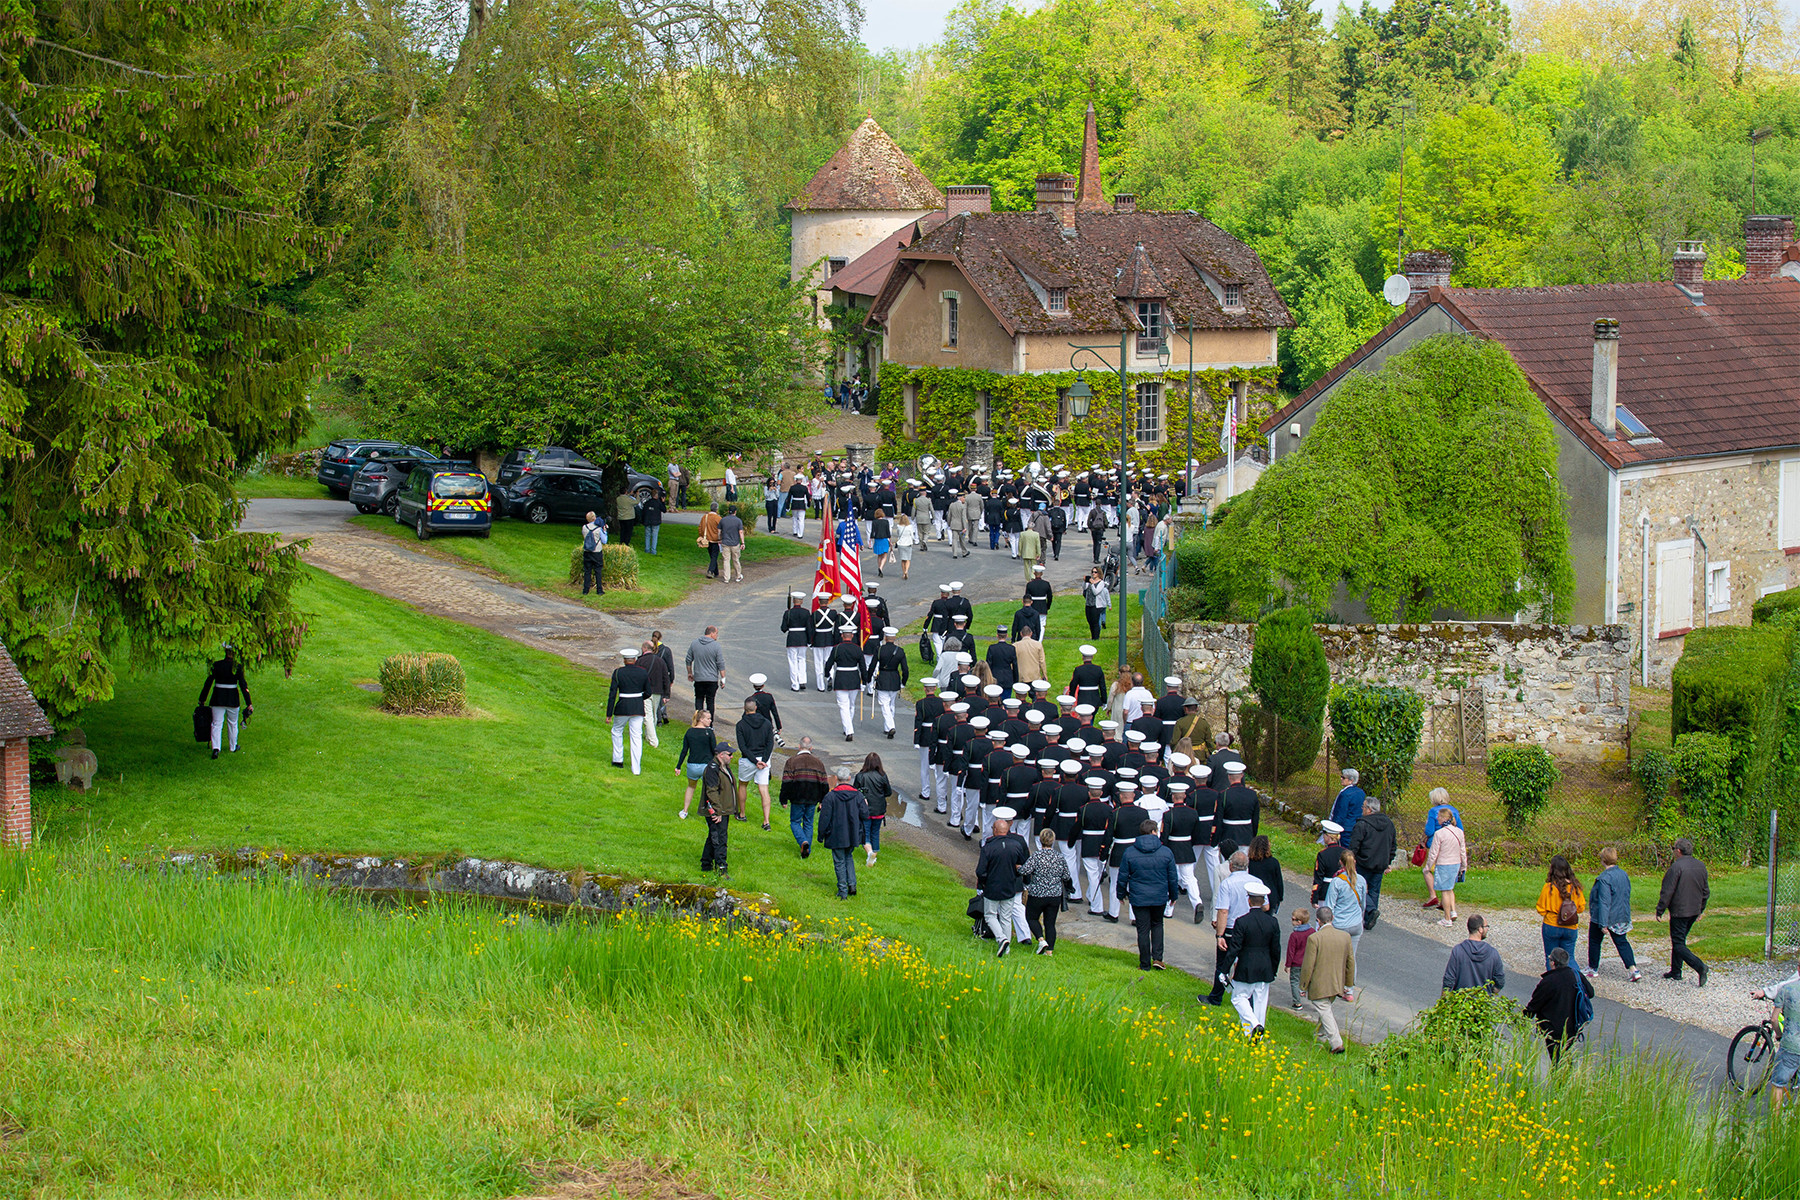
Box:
[875,363,1281,471]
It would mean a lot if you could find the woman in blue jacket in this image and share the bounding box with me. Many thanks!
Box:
[1585,846,1640,982]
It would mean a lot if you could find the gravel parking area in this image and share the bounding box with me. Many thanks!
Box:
[1391,901,1786,1038]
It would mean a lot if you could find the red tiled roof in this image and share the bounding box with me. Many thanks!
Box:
[867,208,1292,337]
[1264,279,1800,468]
[0,641,52,740]
[829,214,946,300]
[788,118,945,213]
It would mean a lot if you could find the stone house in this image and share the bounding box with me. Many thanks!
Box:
[0,641,53,848]
[857,105,1292,469]
[1263,222,1800,684]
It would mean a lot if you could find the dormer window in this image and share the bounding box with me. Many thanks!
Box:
[1047,287,1067,314]
[1224,283,1242,309]
[1137,301,1162,339]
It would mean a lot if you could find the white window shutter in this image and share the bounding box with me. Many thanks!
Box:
[1782,460,1800,548]
[1658,541,1694,633]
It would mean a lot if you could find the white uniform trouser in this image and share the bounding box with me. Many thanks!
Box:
[610,714,643,774]
[918,747,935,805]
[977,799,994,841]
[812,647,830,689]
[934,511,948,538]
[1170,861,1202,917]
[791,510,805,538]
[933,764,951,812]
[931,632,945,660]
[1231,980,1271,1034]
[983,895,1028,944]
[862,656,876,694]
[1074,504,1090,529]
[1203,846,1225,897]
[1059,841,1084,901]
[949,783,974,828]
[1013,816,1034,844]
[877,689,898,732]
[786,646,808,690]
[1082,856,1106,913]
[835,690,856,735]
[209,705,240,752]
[1007,533,1019,556]
[1104,862,1123,918]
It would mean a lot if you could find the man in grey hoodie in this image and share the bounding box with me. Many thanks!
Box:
[1442,914,1507,994]
[685,626,726,716]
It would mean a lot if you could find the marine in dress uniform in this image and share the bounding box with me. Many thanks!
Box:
[779,590,812,690]
[808,589,837,690]
[1160,782,1204,920]
[1027,758,1061,844]
[1218,761,1260,849]
[913,678,946,811]
[927,584,953,659]
[1077,781,1115,916]
[1152,677,1188,746]
[861,583,891,689]
[1068,647,1108,712]
[1000,744,1039,843]
[957,718,996,840]
[745,673,784,747]
[945,709,981,831]
[828,628,864,741]
[1105,780,1152,924]
[986,628,1018,693]
[1050,761,1089,900]
[1024,566,1053,615]
[870,627,908,738]
[606,647,651,774]
[981,740,1014,842]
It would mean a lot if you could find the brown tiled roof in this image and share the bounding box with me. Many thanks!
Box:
[829,213,946,300]
[867,209,1292,336]
[0,641,52,740]
[788,118,945,213]
[1263,279,1800,468]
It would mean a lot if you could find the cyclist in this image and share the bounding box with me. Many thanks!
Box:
[1751,961,1800,1111]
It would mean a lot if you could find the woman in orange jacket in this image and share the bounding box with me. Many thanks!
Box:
[1536,854,1586,972]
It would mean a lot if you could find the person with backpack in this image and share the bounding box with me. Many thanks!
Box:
[1536,855,1586,971]
[579,510,607,595]
[853,752,893,867]
[1524,945,1594,1063]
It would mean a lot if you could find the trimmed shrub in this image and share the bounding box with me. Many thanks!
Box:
[1752,585,1800,625]
[1247,608,1329,779]
[379,653,466,715]
[1671,623,1790,852]
[1672,731,1740,853]
[1486,744,1561,833]
[567,544,641,591]
[1327,683,1424,802]
[1634,746,1678,836]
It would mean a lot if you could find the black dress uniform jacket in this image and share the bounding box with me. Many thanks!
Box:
[747,688,781,731]
[914,694,945,748]
[828,640,864,690]
[1190,786,1221,847]
[606,663,650,717]
[1078,799,1114,858]
[1153,692,1187,741]
[1161,804,1201,864]
[1219,783,1261,846]
[1024,577,1053,613]
[810,607,838,649]
[986,641,1018,692]
[872,642,909,692]
[1069,663,1107,710]
[1052,783,1088,842]
[1108,803,1151,867]
[780,604,812,648]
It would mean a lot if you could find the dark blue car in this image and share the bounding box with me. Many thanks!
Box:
[316,439,436,498]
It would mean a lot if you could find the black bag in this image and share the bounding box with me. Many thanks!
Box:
[192,705,211,743]
[918,631,936,665]
[1049,507,1067,533]
[967,893,995,939]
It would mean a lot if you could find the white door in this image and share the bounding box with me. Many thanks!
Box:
[1657,539,1695,635]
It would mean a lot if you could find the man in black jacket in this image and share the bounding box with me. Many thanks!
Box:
[1116,819,1180,970]
[734,698,776,830]
[975,815,1032,955]
[606,647,650,775]
[1104,781,1151,924]
[1228,878,1283,1037]
[779,590,812,691]
[816,764,869,899]
[1657,837,1711,986]
[914,679,946,813]
[1344,796,1398,928]
[869,627,909,739]
[986,626,1019,694]
[1010,596,1044,641]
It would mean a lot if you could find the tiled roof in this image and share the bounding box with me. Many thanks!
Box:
[788,118,945,213]
[868,209,1292,336]
[1264,279,1800,468]
[0,641,52,740]
[829,214,946,300]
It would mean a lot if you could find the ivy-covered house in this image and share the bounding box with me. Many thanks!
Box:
[1263,225,1800,683]
[859,104,1293,472]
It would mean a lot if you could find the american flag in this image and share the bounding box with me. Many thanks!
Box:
[834,509,865,640]
[811,490,840,615]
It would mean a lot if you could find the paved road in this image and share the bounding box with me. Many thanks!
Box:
[250,497,1735,1081]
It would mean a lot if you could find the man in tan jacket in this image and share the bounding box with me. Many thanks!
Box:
[1013,626,1049,691]
[1300,904,1355,1053]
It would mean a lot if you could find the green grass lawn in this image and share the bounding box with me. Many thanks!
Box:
[235,472,336,499]
[347,513,814,612]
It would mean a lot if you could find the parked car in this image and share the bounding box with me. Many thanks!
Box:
[499,469,610,524]
[393,465,493,540]
[316,439,436,498]
[347,451,466,515]
[495,446,663,502]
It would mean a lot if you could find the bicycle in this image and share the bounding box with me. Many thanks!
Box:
[1727,999,1784,1095]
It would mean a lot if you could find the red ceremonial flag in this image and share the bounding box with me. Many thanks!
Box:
[812,489,838,612]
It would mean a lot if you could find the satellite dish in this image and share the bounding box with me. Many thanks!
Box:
[1382,274,1411,306]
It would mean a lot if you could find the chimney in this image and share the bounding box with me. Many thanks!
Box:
[1112,193,1137,214]
[1744,215,1795,280]
[1035,172,1077,232]
[1402,250,1454,304]
[1590,318,1619,438]
[1076,102,1108,213]
[1673,240,1705,300]
[946,185,991,217]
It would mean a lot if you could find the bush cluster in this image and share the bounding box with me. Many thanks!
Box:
[1485,743,1561,833]
[1670,623,1791,855]
[566,544,641,591]
[379,652,466,715]
[1327,682,1424,803]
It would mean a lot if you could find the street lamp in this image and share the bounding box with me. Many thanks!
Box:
[1068,328,1142,671]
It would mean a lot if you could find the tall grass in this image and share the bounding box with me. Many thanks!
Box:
[1,851,1791,1199]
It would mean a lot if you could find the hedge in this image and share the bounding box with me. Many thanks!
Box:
[1247,608,1328,779]
[1752,585,1800,625]
[1327,683,1424,803]
[1670,623,1793,856]
[379,653,466,715]
[566,544,642,591]
[1486,744,1561,833]
[1672,731,1740,855]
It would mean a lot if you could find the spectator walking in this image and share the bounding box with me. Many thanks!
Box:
[1228,878,1282,1037]
[675,710,715,819]
[1020,827,1073,955]
[685,626,725,717]
[976,815,1031,955]
[1246,835,1285,914]
[1524,946,1593,1064]
[579,511,607,595]
[1536,855,1586,971]
[637,487,664,555]
[734,699,775,830]
[1656,837,1710,987]
[1329,767,1365,837]
[699,503,722,578]
[854,753,893,866]
[817,764,870,900]
[1344,796,1397,928]
[1083,568,1110,638]
[698,743,739,879]
[1285,907,1316,1011]
[1299,904,1355,1053]
[1116,818,1180,971]
[638,642,667,749]
[1442,915,1506,994]
[1423,805,1467,926]
[777,736,829,857]
[892,512,917,579]
[718,504,746,584]
[1421,789,1464,910]
[1322,851,1368,956]
[1586,846,1641,982]
[649,630,675,724]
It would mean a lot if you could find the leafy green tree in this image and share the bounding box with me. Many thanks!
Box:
[0,1,325,719]
[1210,334,1574,621]
[1256,0,1336,128]
[1369,0,1512,91]
[1284,261,1392,386]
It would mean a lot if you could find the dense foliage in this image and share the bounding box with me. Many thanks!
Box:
[1327,682,1425,802]
[1206,335,1574,621]
[1485,743,1562,832]
[1670,623,1791,854]
[1245,607,1329,777]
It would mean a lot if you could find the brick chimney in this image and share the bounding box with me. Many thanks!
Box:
[946,185,991,217]
[1590,318,1619,438]
[1673,240,1705,300]
[1113,193,1137,213]
[1402,250,1454,304]
[1744,215,1796,281]
[1035,173,1076,232]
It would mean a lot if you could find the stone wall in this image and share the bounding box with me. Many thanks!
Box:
[1170,621,1632,762]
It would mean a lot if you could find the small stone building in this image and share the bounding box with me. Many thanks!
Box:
[1265,220,1800,684]
[0,641,53,848]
